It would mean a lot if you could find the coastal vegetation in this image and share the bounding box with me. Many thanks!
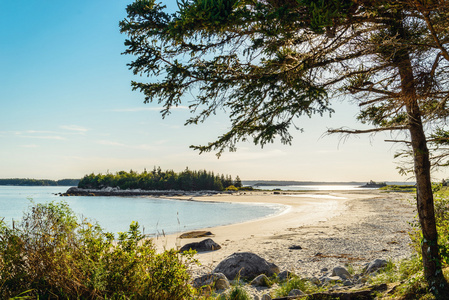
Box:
[0,201,196,299]
[1,190,448,299]
[78,168,242,191]
[0,178,79,186]
[120,0,449,294]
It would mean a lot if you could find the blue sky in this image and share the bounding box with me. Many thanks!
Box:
[1,1,446,182]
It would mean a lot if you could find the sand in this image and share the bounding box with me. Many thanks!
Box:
[153,190,416,278]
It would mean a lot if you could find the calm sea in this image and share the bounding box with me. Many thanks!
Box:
[252,184,365,191]
[0,186,285,235]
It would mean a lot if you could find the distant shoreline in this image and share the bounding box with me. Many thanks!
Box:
[0,178,80,187]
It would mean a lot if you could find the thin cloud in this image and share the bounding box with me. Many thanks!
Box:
[22,144,39,148]
[15,130,57,135]
[97,140,156,150]
[61,125,89,133]
[22,135,66,140]
[97,140,125,146]
[111,106,189,112]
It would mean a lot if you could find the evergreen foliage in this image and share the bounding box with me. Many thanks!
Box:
[78,167,240,191]
[119,0,449,294]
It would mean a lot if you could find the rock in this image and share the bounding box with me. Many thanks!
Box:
[179,231,214,239]
[277,270,295,281]
[191,273,230,290]
[288,289,305,297]
[213,252,280,280]
[288,245,302,250]
[343,280,353,286]
[321,276,343,285]
[180,238,221,252]
[364,259,388,274]
[250,274,272,287]
[307,276,321,285]
[332,266,351,280]
[261,294,272,300]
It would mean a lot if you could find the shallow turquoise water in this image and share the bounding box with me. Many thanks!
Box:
[0,186,284,235]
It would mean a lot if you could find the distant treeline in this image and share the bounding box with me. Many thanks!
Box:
[78,168,242,191]
[0,178,80,186]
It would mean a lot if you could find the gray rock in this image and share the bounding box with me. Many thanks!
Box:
[179,231,213,239]
[213,252,280,280]
[288,289,305,296]
[191,272,230,290]
[180,238,221,252]
[364,259,388,274]
[277,270,294,281]
[250,274,271,287]
[261,294,272,300]
[321,276,343,285]
[332,266,351,280]
[343,279,353,286]
[307,276,321,285]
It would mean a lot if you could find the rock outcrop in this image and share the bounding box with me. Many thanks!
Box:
[61,187,220,197]
[213,252,279,280]
[180,238,221,252]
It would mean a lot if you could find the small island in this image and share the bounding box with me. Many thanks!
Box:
[61,167,245,196]
[360,180,387,188]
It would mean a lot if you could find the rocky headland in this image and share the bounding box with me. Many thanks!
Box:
[60,186,221,197]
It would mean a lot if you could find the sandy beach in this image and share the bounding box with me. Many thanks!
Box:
[154,189,416,279]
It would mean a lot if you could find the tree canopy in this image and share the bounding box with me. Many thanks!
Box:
[78,168,240,191]
[120,0,449,295]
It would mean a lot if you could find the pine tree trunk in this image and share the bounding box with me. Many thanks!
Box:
[386,11,448,295]
[394,32,448,298]
[407,104,446,290]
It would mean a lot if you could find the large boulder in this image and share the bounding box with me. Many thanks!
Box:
[179,238,221,252]
[213,252,279,280]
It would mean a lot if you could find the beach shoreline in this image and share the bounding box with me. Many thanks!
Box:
[153,190,416,278]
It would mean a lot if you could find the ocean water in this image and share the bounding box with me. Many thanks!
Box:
[0,186,284,235]
[252,184,364,191]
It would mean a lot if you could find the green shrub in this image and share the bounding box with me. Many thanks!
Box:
[218,285,251,300]
[225,185,238,191]
[237,186,253,191]
[0,201,195,299]
[274,277,320,297]
[409,192,449,267]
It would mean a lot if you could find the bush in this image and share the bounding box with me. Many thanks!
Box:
[409,192,449,267]
[274,277,320,297]
[0,201,195,299]
[225,185,238,191]
[218,285,251,300]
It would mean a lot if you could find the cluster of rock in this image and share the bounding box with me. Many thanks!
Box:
[59,187,220,197]
[306,258,389,289]
[189,246,390,300]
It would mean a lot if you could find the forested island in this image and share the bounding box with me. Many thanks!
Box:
[77,168,242,191]
[0,178,80,186]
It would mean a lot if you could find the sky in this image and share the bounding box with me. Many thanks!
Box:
[1,1,447,183]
